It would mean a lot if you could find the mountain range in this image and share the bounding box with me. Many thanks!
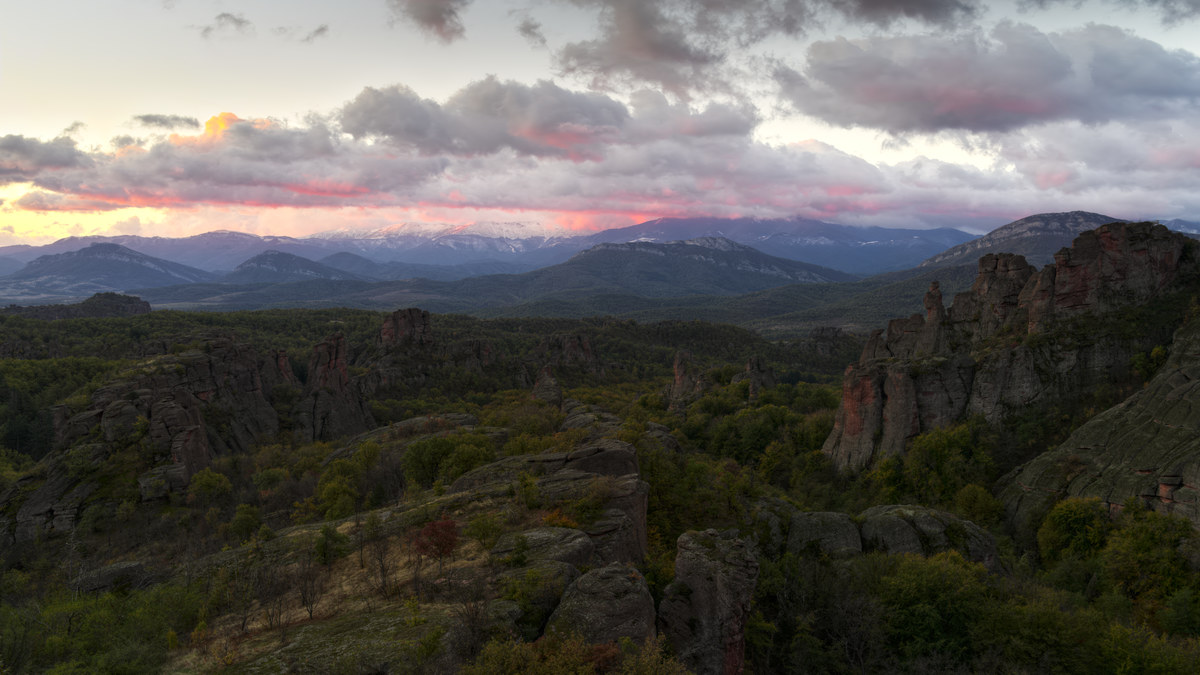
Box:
[0,216,975,275]
[3,212,1198,336]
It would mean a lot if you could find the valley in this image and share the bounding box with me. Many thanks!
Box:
[1,216,1200,673]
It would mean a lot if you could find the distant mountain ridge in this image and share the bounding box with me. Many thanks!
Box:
[919,211,1124,268]
[221,250,365,284]
[582,217,975,275]
[0,243,216,302]
[0,216,977,275]
[132,236,856,312]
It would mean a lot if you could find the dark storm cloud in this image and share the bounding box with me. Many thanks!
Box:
[0,135,91,183]
[133,114,201,130]
[387,0,471,42]
[198,13,253,39]
[775,22,1200,133]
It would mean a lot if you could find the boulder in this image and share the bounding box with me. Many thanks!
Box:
[859,505,1002,573]
[546,563,656,645]
[491,528,595,569]
[659,529,758,675]
[786,511,862,558]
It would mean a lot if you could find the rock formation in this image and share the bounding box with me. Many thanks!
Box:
[295,333,374,441]
[658,529,758,675]
[1001,314,1200,538]
[750,499,1002,573]
[546,563,656,645]
[824,222,1198,472]
[531,366,563,408]
[537,334,600,373]
[2,338,283,544]
[730,355,776,400]
[665,351,707,414]
[379,307,433,347]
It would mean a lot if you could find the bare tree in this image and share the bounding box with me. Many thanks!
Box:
[258,556,291,632]
[295,538,327,620]
[365,513,392,598]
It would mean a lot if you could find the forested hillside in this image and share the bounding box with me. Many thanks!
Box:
[2,222,1200,674]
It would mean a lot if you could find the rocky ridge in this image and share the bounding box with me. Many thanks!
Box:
[1001,313,1200,537]
[0,292,151,319]
[823,222,1199,472]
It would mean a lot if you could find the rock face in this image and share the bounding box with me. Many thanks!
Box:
[730,355,776,400]
[858,505,1001,572]
[659,530,758,675]
[824,222,1198,472]
[2,338,285,544]
[665,351,707,414]
[749,499,1001,572]
[452,437,648,565]
[546,563,656,645]
[1001,315,1200,538]
[531,366,563,407]
[295,334,374,441]
[380,307,433,347]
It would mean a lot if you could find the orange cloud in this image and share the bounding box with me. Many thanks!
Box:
[169,112,272,146]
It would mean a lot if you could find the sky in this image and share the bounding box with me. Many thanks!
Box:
[2,0,1200,245]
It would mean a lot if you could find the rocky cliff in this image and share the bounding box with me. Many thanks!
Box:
[824,222,1199,472]
[0,328,383,546]
[1,338,286,544]
[1001,313,1200,538]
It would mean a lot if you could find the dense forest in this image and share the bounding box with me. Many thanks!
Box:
[1,289,1199,673]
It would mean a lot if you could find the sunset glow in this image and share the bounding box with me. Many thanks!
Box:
[2,1,1198,244]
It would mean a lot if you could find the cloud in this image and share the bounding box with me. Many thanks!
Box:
[198,12,253,39]
[14,191,125,212]
[775,22,1200,134]
[516,16,546,47]
[341,78,631,157]
[302,24,330,42]
[134,114,201,130]
[275,24,331,42]
[9,71,1200,232]
[1025,0,1200,25]
[111,135,142,149]
[0,135,91,183]
[387,0,471,42]
[544,0,991,97]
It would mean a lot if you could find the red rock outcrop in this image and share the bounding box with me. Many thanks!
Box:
[665,351,707,413]
[824,222,1198,472]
